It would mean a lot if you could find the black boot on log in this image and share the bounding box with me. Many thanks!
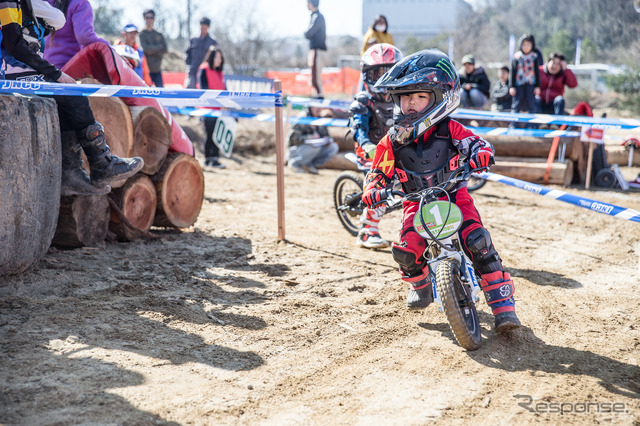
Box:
[78,122,144,187]
[60,131,111,196]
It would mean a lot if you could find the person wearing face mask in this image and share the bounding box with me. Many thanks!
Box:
[361,15,394,55]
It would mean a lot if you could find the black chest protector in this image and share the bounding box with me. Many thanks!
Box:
[393,118,460,193]
[368,101,395,143]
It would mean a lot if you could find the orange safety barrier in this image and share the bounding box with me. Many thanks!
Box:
[265,68,360,96]
[161,69,361,96]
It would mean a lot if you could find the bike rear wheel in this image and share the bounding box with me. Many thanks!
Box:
[436,259,482,351]
[333,171,364,236]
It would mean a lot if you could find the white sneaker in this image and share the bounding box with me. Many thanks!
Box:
[356,230,390,249]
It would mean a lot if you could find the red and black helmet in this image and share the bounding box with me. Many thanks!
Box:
[361,43,404,97]
[374,48,460,143]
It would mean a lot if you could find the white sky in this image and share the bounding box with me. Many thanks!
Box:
[101,0,366,38]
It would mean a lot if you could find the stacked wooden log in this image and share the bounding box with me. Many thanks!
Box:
[0,95,61,274]
[481,131,583,185]
[52,98,204,248]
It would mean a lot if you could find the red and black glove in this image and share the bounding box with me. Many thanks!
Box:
[362,188,389,207]
[470,146,495,169]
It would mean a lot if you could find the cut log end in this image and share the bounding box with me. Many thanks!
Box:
[130,106,171,175]
[152,153,204,228]
[109,174,157,241]
[52,195,110,248]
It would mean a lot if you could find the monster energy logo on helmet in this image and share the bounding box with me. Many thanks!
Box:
[436,59,455,81]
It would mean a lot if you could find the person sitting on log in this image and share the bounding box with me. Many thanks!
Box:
[1,0,144,196]
[286,103,339,175]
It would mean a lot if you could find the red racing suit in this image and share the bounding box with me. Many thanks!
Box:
[363,118,500,277]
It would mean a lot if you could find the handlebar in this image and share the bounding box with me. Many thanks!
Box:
[371,163,488,207]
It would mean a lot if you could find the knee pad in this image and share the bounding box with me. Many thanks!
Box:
[392,233,426,278]
[464,227,502,275]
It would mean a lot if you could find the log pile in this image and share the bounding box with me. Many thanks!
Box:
[52,102,204,248]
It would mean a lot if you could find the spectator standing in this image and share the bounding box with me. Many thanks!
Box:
[530,34,544,69]
[197,46,227,169]
[536,52,578,115]
[458,54,490,109]
[509,33,540,114]
[44,0,109,69]
[304,0,326,98]
[139,9,167,88]
[360,15,394,55]
[287,106,339,174]
[490,65,512,112]
[185,17,217,89]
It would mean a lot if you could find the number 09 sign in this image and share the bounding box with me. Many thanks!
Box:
[213,117,237,158]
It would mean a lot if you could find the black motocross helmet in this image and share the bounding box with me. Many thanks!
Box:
[373,49,460,143]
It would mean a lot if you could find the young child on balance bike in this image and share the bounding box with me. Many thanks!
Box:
[349,43,403,249]
[361,49,521,333]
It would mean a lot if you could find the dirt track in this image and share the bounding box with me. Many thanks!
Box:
[1,147,639,424]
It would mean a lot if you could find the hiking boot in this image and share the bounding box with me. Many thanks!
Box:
[60,131,111,196]
[494,311,522,333]
[356,229,390,249]
[77,122,144,186]
[406,279,434,310]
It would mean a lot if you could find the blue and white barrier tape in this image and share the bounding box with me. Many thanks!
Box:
[168,107,349,127]
[168,107,585,136]
[473,126,581,138]
[454,108,640,131]
[0,80,279,109]
[480,171,640,223]
[287,96,350,111]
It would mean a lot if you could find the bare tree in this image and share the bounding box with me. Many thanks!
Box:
[210,0,280,76]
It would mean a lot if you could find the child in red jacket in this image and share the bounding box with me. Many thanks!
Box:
[362,49,521,333]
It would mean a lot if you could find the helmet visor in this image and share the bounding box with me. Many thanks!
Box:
[365,65,392,86]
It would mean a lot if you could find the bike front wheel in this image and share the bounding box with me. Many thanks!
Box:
[467,175,487,192]
[333,171,364,236]
[436,259,482,351]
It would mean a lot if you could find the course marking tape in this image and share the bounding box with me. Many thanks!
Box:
[0,80,277,109]
[287,96,350,111]
[479,171,640,223]
[454,108,640,130]
[168,107,349,127]
[473,126,580,138]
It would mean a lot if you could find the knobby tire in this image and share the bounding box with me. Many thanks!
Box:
[333,171,364,237]
[436,259,482,351]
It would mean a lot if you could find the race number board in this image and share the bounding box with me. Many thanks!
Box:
[213,117,237,158]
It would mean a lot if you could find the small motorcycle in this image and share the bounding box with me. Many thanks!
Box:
[375,162,487,351]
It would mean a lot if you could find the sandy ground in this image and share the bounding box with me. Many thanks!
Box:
[1,134,640,424]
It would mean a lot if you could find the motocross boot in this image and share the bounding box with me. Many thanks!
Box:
[480,271,521,333]
[60,131,111,196]
[356,206,390,249]
[77,122,144,187]
[405,276,434,310]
